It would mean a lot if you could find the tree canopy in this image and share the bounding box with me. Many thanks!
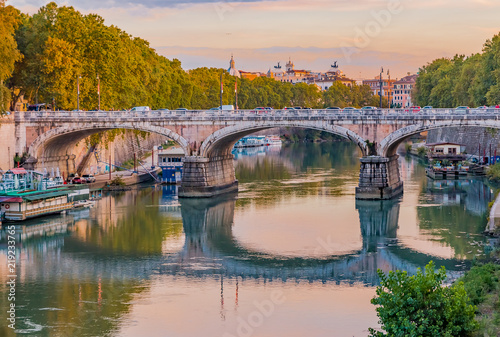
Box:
[0,2,375,112]
[415,33,500,108]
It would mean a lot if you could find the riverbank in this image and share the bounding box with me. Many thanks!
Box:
[460,263,500,336]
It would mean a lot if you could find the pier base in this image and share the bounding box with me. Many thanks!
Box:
[179,155,238,198]
[355,155,403,200]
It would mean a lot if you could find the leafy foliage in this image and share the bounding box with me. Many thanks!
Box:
[415,33,500,107]
[370,261,477,337]
[0,2,376,112]
[486,162,500,182]
[0,1,22,112]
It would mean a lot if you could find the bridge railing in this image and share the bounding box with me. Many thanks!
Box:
[19,107,500,119]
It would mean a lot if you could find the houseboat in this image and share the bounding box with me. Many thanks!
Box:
[158,147,184,184]
[265,135,282,146]
[234,136,266,148]
[0,185,91,221]
[424,142,469,179]
[0,168,95,222]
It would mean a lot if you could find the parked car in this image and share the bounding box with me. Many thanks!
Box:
[326,107,341,110]
[81,174,95,183]
[342,107,357,112]
[422,106,433,111]
[72,177,82,184]
[66,173,77,183]
[361,106,377,110]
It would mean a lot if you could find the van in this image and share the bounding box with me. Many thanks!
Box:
[130,106,150,112]
[221,105,234,111]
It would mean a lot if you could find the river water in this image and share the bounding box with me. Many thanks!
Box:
[0,142,495,337]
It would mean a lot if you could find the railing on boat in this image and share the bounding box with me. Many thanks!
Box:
[5,202,74,221]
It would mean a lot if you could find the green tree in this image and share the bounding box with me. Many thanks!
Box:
[0,0,22,112]
[370,261,477,337]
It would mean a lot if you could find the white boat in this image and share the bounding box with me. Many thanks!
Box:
[234,136,266,148]
[265,135,282,145]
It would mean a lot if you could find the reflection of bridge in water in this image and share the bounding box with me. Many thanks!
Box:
[1,190,470,286]
[157,194,466,285]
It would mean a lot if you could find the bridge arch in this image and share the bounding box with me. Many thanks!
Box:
[380,120,500,157]
[199,121,368,157]
[28,124,189,160]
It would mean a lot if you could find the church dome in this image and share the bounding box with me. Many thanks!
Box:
[228,55,240,78]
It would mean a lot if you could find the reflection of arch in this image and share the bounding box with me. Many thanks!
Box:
[169,194,466,284]
[199,122,368,157]
[28,125,189,158]
[380,121,500,157]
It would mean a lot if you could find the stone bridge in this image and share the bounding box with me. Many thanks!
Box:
[10,109,500,199]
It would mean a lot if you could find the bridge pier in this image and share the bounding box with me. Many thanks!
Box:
[355,155,403,200]
[178,155,238,198]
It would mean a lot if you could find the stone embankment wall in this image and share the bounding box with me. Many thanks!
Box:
[75,131,169,174]
[427,127,500,155]
[0,115,17,171]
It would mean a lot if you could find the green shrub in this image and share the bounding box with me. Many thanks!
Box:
[417,146,427,158]
[110,176,125,186]
[461,264,500,305]
[487,163,500,182]
[369,261,477,336]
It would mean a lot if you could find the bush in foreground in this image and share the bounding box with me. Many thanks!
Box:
[370,261,477,336]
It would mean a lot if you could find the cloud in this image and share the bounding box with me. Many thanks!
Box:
[8,0,271,10]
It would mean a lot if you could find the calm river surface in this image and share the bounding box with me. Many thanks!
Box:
[0,142,495,337]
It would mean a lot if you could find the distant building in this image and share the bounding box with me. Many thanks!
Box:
[239,71,263,80]
[228,55,240,78]
[362,77,397,103]
[270,58,313,84]
[391,74,417,108]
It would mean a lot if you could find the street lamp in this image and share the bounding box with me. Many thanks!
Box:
[77,75,81,111]
[379,67,383,108]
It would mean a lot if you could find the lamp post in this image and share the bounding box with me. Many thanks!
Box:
[379,67,383,108]
[77,75,81,111]
[220,72,223,109]
[97,73,101,111]
[387,69,391,108]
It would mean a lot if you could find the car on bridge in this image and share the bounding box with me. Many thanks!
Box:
[71,177,83,184]
[473,105,488,113]
[455,106,470,114]
[405,106,421,113]
[422,106,433,112]
[130,106,150,112]
[251,107,267,114]
[342,107,357,113]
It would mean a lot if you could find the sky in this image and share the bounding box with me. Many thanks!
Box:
[7,0,500,80]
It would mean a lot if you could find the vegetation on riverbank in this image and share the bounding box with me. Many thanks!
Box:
[370,262,500,336]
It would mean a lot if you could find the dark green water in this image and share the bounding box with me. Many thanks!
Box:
[0,142,494,336]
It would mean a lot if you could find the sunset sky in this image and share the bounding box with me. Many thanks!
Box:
[8,0,500,80]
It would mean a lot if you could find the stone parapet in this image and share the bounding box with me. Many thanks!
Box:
[355,155,403,200]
